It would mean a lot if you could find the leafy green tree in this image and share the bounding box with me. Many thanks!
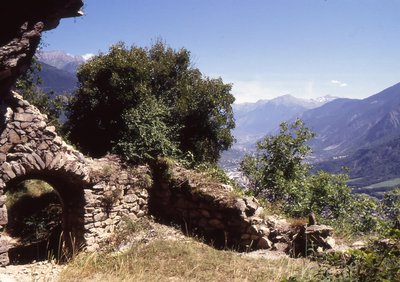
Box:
[381,188,400,229]
[66,41,235,163]
[241,119,354,219]
[241,119,314,202]
[308,171,352,220]
[113,96,180,163]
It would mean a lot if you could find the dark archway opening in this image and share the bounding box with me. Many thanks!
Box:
[4,172,86,265]
[5,179,62,264]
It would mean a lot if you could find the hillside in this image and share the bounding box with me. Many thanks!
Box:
[233,94,336,144]
[301,82,400,162]
[220,95,336,173]
[298,83,400,194]
[35,62,78,94]
[36,50,85,73]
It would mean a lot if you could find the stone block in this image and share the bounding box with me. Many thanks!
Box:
[0,207,8,225]
[14,112,35,122]
[2,162,15,179]
[326,237,335,249]
[0,252,9,266]
[272,242,289,252]
[257,236,272,249]
[208,218,225,229]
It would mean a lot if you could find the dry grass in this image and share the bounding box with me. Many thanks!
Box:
[59,238,317,282]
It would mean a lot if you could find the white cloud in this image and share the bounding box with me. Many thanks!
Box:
[82,53,95,61]
[230,80,283,103]
[331,80,348,87]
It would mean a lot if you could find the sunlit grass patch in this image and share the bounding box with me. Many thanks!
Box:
[59,239,317,282]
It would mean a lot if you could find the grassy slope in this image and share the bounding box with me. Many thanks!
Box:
[59,239,317,282]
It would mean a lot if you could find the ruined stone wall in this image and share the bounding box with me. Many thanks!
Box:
[0,0,335,266]
[0,93,151,265]
[150,164,296,251]
[83,162,150,252]
[150,164,336,255]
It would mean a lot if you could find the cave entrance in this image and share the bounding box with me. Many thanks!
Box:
[3,174,86,265]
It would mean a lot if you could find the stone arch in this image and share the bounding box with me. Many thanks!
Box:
[0,93,151,266]
[3,168,89,258]
[0,93,92,264]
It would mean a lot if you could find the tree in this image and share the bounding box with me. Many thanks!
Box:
[65,41,235,163]
[241,119,353,218]
[381,188,400,229]
[241,119,314,201]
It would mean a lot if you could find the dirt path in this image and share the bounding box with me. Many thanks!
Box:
[0,261,64,282]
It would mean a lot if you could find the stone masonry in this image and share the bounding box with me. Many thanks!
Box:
[0,92,151,266]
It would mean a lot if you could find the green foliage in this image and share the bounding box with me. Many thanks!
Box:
[381,188,400,230]
[314,229,400,281]
[241,119,314,202]
[307,171,352,220]
[66,40,235,164]
[240,119,381,230]
[113,96,180,163]
[195,162,233,185]
[347,194,382,234]
[241,119,339,217]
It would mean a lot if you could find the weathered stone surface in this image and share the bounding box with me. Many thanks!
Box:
[273,242,289,252]
[326,237,336,249]
[0,252,9,266]
[257,236,272,249]
[0,207,7,225]
[13,113,35,122]
[8,129,20,144]
[305,224,333,237]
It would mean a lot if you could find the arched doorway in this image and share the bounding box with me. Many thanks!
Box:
[3,172,87,264]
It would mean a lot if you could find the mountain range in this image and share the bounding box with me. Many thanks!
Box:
[233,94,337,145]
[304,82,400,196]
[34,50,84,94]
[223,83,400,197]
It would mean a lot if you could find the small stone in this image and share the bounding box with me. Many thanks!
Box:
[241,233,251,240]
[235,198,247,213]
[200,209,211,218]
[259,226,270,236]
[1,162,16,179]
[0,207,8,225]
[14,113,35,122]
[273,242,289,252]
[257,236,272,249]
[351,241,366,249]
[8,129,21,144]
[326,237,335,249]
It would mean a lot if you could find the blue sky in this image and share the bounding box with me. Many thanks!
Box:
[42,0,400,103]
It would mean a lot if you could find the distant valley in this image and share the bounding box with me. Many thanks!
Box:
[221,83,400,197]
